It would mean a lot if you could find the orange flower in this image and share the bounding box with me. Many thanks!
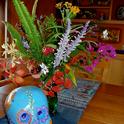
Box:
[64,78,73,89]
[52,71,64,81]
[54,79,64,85]
[52,85,62,92]
[55,71,64,78]
[48,91,55,97]
[46,79,52,86]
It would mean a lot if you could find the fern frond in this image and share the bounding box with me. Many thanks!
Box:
[44,14,59,34]
[37,20,44,43]
[13,0,42,61]
[46,33,62,43]
[46,25,64,31]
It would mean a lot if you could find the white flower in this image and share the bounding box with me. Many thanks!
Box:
[40,63,49,75]
[2,41,21,67]
[102,29,109,40]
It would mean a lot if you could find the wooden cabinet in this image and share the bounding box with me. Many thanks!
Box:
[75,60,108,82]
[70,0,124,24]
[77,0,112,21]
[75,54,124,86]
[102,54,124,86]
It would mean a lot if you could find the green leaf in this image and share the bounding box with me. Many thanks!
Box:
[77,43,86,51]
[46,25,64,31]
[70,49,79,57]
[68,68,77,86]
[37,20,44,41]
[32,0,39,21]
[46,32,62,43]
[13,0,42,61]
[46,44,57,49]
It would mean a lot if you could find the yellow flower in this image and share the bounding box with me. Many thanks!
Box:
[64,2,72,9]
[56,2,63,9]
[70,6,80,15]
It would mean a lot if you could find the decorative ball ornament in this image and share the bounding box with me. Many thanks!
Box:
[4,86,52,124]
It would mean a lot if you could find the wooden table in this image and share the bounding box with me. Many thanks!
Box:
[79,83,124,124]
[0,80,124,124]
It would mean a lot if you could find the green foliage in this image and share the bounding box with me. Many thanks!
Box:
[70,49,80,57]
[32,0,39,21]
[13,0,42,61]
[43,14,63,44]
[7,0,67,63]
[5,22,28,56]
[67,68,77,86]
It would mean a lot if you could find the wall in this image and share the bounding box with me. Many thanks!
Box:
[8,0,56,25]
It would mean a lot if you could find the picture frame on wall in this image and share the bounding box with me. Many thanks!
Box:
[98,28,120,43]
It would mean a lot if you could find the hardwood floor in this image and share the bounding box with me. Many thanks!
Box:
[78,84,124,124]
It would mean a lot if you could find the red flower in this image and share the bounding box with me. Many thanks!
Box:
[52,75,58,82]
[64,78,73,89]
[46,79,52,86]
[55,71,64,78]
[10,66,17,73]
[0,59,6,68]
[48,91,55,97]
[52,85,62,92]
[3,71,9,78]
[42,47,55,56]
[65,69,70,74]
[54,79,64,85]
[52,71,64,81]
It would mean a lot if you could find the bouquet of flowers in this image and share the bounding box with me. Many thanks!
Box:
[1,0,116,97]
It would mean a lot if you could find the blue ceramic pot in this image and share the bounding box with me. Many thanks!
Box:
[4,86,52,124]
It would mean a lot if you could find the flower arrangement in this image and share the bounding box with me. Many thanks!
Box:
[1,0,116,97]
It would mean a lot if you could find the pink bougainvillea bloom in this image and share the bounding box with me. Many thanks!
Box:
[98,43,116,59]
[84,65,93,73]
